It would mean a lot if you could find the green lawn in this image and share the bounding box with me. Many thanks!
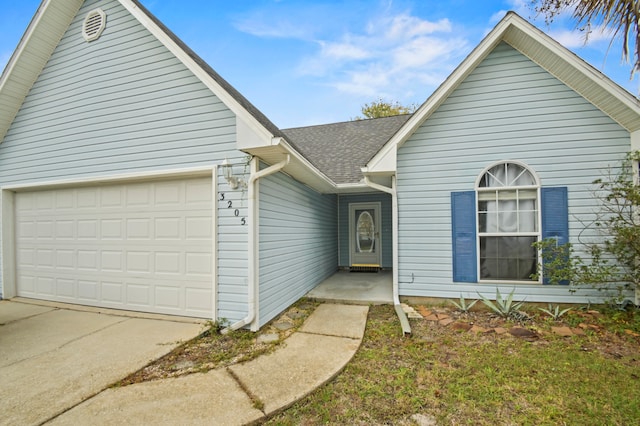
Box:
[266,304,640,425]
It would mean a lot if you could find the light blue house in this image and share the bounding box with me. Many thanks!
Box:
[1,0,638,331]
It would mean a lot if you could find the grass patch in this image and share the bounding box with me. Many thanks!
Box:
[266,305,640,425]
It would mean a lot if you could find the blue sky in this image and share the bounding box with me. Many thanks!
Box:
[1,0,638,128]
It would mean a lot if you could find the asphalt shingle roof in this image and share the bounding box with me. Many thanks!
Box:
[282,115,411,184]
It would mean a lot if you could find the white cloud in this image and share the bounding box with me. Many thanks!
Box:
[297,12,469,100]
[232,4,471,104]
[383,15,452,40]
[233,16,313,39]
[391,36,463,69]
[549,25,612,49]
[319,40,371,61]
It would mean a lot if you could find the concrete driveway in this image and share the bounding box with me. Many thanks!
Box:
[0,299,204,426]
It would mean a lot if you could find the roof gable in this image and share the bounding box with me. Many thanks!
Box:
[0,0,283,143]
[365,11,640,174]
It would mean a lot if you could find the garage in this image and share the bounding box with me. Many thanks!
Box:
[13,176,214,318]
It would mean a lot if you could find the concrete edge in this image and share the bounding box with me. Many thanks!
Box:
[305,296,391,306]
[10,297,208,324]
[251,331,368,422]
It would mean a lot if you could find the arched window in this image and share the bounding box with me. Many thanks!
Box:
[476,161,540,281]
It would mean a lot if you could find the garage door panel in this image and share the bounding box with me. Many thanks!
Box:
[15,177,213,318]
[78,280,98,301]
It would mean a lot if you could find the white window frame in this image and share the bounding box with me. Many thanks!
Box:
[475,160,542,283]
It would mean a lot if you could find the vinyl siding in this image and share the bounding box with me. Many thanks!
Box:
[338,193,392,268]
[396,42,631,303]
[0,0,249,317]
[216,163,250,323]
[258,171,337,327]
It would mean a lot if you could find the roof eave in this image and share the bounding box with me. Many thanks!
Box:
[0,0,83,142]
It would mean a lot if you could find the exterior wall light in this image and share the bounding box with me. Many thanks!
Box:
[221,158,247,190]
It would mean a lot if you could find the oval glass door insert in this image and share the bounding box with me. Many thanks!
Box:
[356,210,375,253]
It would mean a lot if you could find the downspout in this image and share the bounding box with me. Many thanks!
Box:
[363,175,411,335]
[223,153,291,333]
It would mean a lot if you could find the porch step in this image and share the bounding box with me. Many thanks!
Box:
[349,264,380,273]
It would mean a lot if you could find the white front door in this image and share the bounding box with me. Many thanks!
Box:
[349,202,381,267]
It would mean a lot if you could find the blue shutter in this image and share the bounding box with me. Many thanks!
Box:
[540,187,569,284]
[451,191,477,282]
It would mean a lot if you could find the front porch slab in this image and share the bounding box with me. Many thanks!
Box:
[306,270,393,304]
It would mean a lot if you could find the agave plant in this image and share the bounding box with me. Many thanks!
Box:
[450,294,479,313]
[479,288,526,319]
[538,304,572,321]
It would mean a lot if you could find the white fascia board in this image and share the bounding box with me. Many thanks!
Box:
[119,0,274,143]
[2,165,215,192]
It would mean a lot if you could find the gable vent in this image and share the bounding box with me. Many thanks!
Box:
[82,9,107,42]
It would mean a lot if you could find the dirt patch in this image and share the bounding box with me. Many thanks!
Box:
[409,304,640,363]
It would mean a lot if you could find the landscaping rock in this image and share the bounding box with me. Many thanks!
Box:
[416,306,432,318]
[552,326,574,337]
[470,325,488,334]
[450,322,472,332]
[424,314,440,322]
[579,323,601,331]
[257,334,279,344]
[624,329,640,337]
[494,327,508,335]
[288,311,306,320]
[274,322,294,331]
[439,318,454,326]
[402,304,423,319]
[508,327,537,339]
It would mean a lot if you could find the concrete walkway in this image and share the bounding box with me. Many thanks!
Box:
[48,303,369,425]
[0,299,204,426]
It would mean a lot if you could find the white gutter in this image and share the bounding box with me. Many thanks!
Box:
[363,175,411,335]
[223,154,291,333]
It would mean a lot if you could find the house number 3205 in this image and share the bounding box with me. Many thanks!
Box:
[218,193,246,225]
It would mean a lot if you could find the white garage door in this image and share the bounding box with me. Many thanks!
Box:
[15,176,213,318]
